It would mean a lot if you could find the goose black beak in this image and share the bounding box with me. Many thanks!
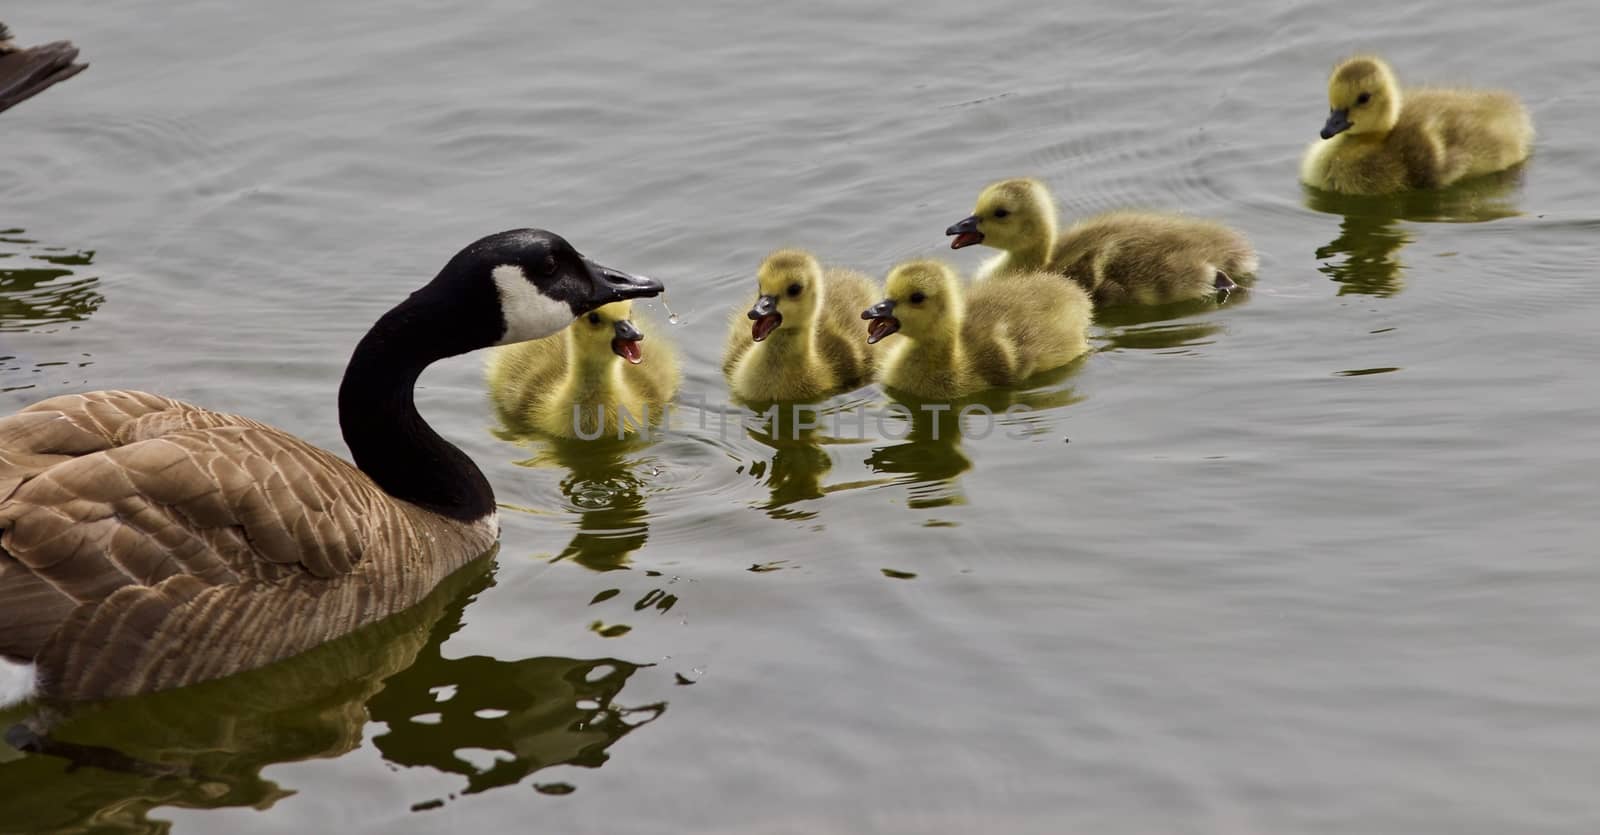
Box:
[584,258,664,307]
[612,319,644,364]
[1320,108,1352,139]
[748,294,782,342]
[946,215,984,249]
[861,299,900,344]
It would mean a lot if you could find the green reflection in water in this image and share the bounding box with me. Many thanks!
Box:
[0,229,103,332]
[498,431,657,573]
[1304,167,1525,297]
[734,399,892,520]
[871,363,1084,509]
[1091,283,1246,353]
[0,553,665,832]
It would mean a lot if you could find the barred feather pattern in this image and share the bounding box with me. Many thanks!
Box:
[0,390,496,700]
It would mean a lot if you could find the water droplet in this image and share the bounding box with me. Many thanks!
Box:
[661,296,683,325]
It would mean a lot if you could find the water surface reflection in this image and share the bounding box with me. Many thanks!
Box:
[0,229,101,332]
[501,433,658,573]
[871,366,1084,509]
[736,400,888,520]
[0,556,665,832]
[1304,169,1525,296]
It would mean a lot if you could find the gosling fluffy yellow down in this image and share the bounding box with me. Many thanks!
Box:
[1300,55,1533,195]
[947,178,1257,306]
[723,249,880,403]
[861,259,1091,400]
[487,300,679,439]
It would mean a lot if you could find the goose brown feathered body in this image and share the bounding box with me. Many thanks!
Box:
[0,391,493,701]
[0,229,664,702]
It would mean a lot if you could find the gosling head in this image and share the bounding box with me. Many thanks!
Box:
[1320,56,1401,140]
[431,229,662,348]
[861,259,962,344]
[946,178,1058,257]
[747,249,825,342]
[572,300,646,365]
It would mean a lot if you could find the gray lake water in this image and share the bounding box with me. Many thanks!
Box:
[3,0,1599,832]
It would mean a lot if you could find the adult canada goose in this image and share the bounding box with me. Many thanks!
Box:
[946,178,1257,306]
[0,21,87,114]
[722,249,880,403]
[0,229,663,703]
[1300,55,1534,195]
[861,259,1091,399]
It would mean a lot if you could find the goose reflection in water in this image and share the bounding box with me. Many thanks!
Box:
[1,231,102,394]
[0,557,666,832]
[0,230,101,332]
[869,365,1084,510]
[1304,167,1525,297]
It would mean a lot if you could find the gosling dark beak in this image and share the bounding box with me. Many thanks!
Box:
[1320,108,1352,140]
[748,294,782,342]
[584,258,664,308]
[611,319,644,364]
[613,320,643,342]
[946,215,984,249]
[861,299,900,344]
[747,294,778,320]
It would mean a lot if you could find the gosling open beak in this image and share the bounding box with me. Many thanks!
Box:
[584,258,664,308]
[611,319,644,364]
[946,215,984,249]
[1320,108,1352,140]
[861,299,900,344]
[748,294,782,342]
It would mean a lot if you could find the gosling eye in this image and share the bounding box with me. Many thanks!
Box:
[786,282,803,298]
[587,313,601,325]
[1356,92,1371,106]
[909,291,927,304]
[992,208,1010,219]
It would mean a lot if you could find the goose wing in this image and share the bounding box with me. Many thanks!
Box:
[0,28,88,114]
[0,390,456,699]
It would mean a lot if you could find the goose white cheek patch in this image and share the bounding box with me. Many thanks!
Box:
[0,659,36,707]
[492,265,577,345]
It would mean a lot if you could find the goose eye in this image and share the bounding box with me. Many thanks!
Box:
[786,283,803,297]
[1356,92,1371,106]
[587,313,601,325]
[909,291,927,304]
[992,208,1010,219]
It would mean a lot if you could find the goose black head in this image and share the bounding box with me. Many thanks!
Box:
[432,229,663,347]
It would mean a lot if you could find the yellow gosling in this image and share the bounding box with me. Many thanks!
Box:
[1300,55,1533,195]
[723,249,880,403]
[948,178,1257,306]
[862,259,1090,400]
[487,300,679,439]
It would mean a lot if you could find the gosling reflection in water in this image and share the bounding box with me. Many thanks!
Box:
[1304,168,1524,297]
[869,367,1083,510]
[739,401,889,520]
[502,432,656,572]
[0,557,666,830]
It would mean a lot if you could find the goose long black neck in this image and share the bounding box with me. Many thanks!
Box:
[339,281,498,522]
